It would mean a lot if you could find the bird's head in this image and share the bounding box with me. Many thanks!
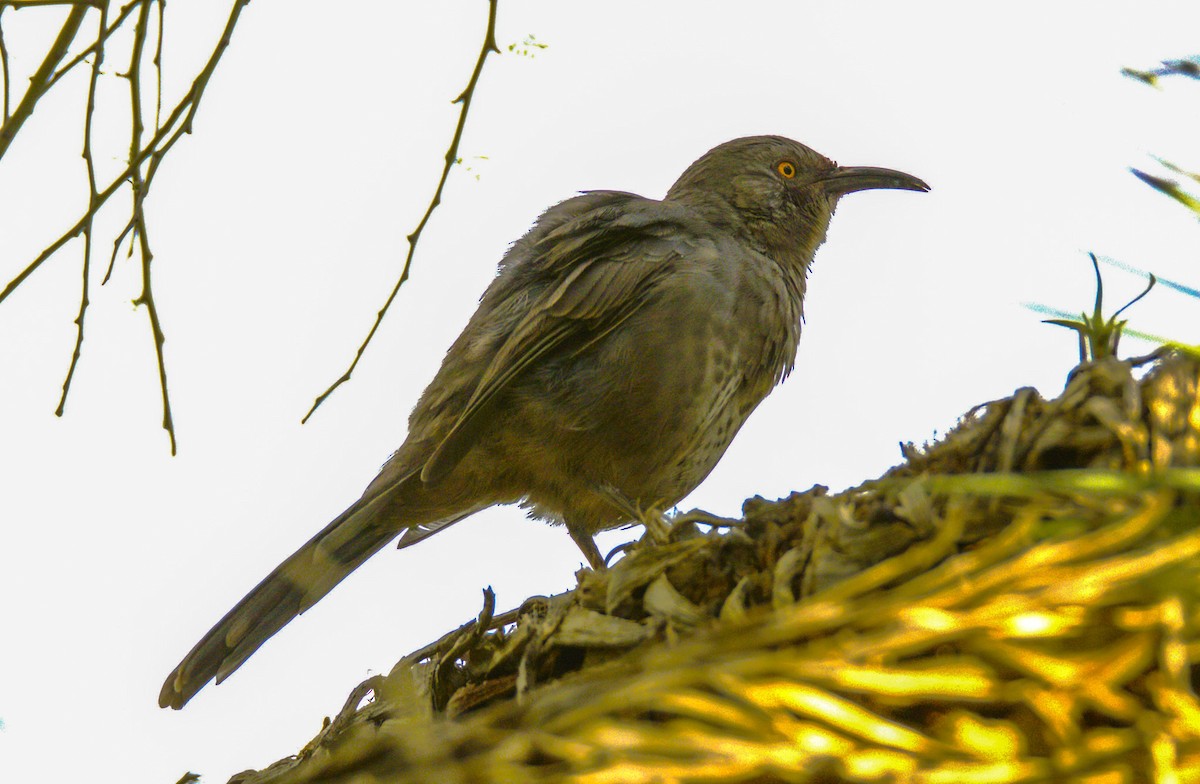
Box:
[665,135,929,269]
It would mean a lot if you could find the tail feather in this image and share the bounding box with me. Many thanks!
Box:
[159,496,403,710]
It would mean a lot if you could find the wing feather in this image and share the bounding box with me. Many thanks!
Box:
[420,199,695,484]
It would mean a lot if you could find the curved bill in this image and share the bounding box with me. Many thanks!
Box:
[820,165,930,197]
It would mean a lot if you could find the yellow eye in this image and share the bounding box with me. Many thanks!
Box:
[777,161,797,179]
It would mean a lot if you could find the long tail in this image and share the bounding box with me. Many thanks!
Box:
[160,477,436,709]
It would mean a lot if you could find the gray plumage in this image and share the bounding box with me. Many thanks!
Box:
[159,135,928,709]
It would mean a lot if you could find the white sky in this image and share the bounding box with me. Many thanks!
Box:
[1,2,1198,782]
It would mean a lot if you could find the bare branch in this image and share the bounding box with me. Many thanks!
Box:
[0,3,88,160]
[42,0,139,93]
[123,0,150,254]
[57,1,108,416]
[104,216,136,283]
[2,0,250,452]
[118,0,176,453]
[0,7,10,122]
[303,0,501,423]
[0,0,97,6]
[132,208,175,452]
[152,0,162,130]
[1,0,247,304]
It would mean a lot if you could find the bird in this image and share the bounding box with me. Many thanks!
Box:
[159,135,928,709]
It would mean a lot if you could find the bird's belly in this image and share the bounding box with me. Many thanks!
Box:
[499,298,766,531]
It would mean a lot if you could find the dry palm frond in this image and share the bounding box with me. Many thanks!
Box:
[228,352,1200,784]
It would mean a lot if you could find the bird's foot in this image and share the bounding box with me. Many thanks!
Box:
[567,526,607,571]
[667,508,743,539]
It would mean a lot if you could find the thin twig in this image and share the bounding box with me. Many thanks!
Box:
[122,0,176,452]
[0,0,97,6]
[0,6,10,123]
[104,217,136,283]
[394,591,570,669]
[132,209,175,452]
[432,587,496,710]
[0,3,87,161]
[124,0,149,263]
[302,0,501,423]
[57,0,108,416]
[1,0,251,452]
[42,0,139,93]
[0,98,170,304]
[125,0,149,169]
[152,0,162,131]
[0,0,250,303]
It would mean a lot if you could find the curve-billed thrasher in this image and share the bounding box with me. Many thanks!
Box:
[160,135,928,709]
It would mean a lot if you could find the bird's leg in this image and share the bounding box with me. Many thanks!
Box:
[566,523,606,571]
[595,484,671,544]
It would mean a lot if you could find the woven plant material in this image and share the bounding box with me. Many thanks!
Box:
[227,351,1200,784]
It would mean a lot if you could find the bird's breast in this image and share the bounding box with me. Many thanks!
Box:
[498,258,802,529]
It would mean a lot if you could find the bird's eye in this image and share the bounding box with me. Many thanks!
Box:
[776,161,797,179]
